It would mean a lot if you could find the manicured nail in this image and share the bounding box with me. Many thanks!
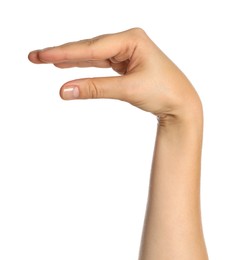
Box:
[62,86,80,100]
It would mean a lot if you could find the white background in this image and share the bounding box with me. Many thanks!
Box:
[0,0,249,259]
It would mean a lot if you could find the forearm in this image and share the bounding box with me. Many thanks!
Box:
[139,112,208,260]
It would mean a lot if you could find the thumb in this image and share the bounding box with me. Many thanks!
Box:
[60,76,128,101]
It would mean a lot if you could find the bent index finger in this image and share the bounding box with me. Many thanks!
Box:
[29,29,138,65]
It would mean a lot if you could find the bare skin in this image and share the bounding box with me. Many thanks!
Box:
[28,28,208,259]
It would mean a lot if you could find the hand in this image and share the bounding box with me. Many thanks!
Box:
[28,28,202,123]
[28,28,208,259]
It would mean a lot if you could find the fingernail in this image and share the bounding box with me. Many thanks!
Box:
[62,86,80,100]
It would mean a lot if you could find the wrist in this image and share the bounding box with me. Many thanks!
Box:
[156,96,204,151]
[157,101,203,131]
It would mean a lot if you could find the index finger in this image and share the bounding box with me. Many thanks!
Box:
[28,28,144,65]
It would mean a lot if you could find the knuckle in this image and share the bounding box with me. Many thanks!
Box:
[85,79,101,99]
[131,27,145,34]
[86,37,97,47]
[129,27,147,39]
[125,28,149,51]
[84,37,100,59]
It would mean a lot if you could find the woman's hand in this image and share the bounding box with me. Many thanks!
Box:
[28,28,202,125]
[28,28,208,259]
